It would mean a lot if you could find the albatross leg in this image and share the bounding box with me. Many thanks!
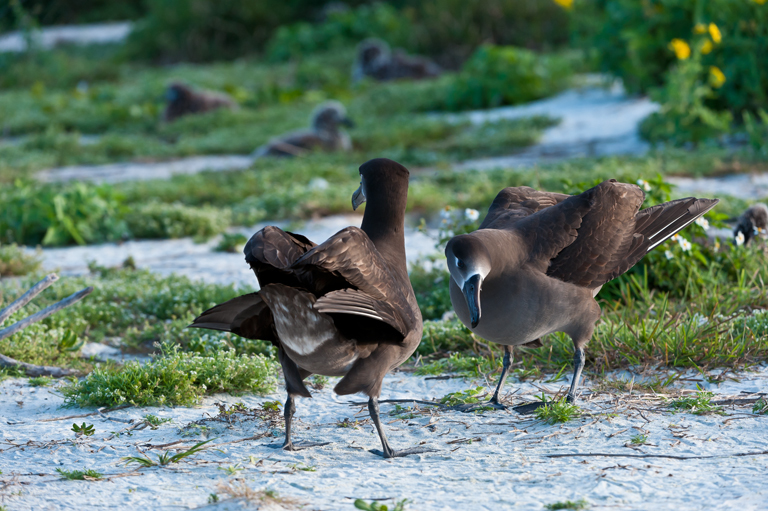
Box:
[456,345,513,412]
[278,394,330,451]
[368,397,436,458]
[566,347,585,403]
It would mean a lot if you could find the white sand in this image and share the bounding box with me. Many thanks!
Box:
[0,22,132,53]
[2,366,767,510]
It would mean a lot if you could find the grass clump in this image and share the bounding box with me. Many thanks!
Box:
[55,468,103,481]
[668,386,723,415]
[355,499,409,511]
[630,434,649,445]
[0,243,41,276]
[122,439,214,467]
[124,202,230,240]
[215,233,247,253]
[753,398,768,415]
[545,499,589,511]
[144,414,172,429]
[534,396,580,425]
[439,387,486,406]
[28,375,53,387]
[61,343,277,407]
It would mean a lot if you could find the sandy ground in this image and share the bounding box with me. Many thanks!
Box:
[0,22,131,53]
[2,366,767,511]
[668,174,768,201]
[34,215,439,286]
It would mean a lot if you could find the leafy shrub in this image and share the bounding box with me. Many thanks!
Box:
[442,45,573,111]
[265,3,411,62]
[61,343,277,407]
[124,202,230,240]
[0,243,41,277]
[123,0,339,62]
[0,181,128,246]
[575,0,768,114]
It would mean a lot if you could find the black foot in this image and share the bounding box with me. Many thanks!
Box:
[453,399,507,413]
[369,446,438,458]
[269,441,331,451]
[512,401,548,415]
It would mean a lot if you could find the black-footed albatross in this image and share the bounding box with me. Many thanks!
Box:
[163,81,237,122]
[352,38,441,83]
[252,101,354,158]
[190,158,428,458]
[445,180,718,413]
[734,203,767,246]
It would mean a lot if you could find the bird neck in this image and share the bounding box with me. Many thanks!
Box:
[361,193,408,277]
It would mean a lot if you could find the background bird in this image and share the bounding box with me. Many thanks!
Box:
[190,158,429,458]
[352,38,441,83]
[163,81,237,122]
[734,203,768,246]
[253,101,354,158]
[445,180,718,413]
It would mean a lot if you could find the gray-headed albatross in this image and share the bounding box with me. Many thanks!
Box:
[445,180,718,413]
[191,158,428,458]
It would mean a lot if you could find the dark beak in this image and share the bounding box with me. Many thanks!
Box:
[341,117,355,128]
[463,274,482,328]
[351,184,366,211]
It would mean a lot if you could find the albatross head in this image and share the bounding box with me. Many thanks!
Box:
[445,235,491,328]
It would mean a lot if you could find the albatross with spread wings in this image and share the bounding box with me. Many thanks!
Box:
[445,180,718,413]
[191,158,428,458]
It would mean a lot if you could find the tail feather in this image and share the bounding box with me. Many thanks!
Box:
[189,292,276,342]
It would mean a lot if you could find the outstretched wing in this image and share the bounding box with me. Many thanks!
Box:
[292,226,419,337]
[512,180,718,289]
[480,186,571,230]
[243,226,316,288]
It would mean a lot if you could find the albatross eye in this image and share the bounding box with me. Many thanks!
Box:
[457,260,465,269]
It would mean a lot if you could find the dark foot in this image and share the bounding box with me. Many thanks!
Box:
[369,446,437,458]
[453,399,507,413]
[269,441,331,451]
[512,401,548,415]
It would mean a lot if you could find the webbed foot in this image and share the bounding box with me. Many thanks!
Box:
[369,446,437,458]
[512,401,548,415]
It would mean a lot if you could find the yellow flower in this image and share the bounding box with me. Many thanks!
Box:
[701,40,713,54]
[669,39,691,60]
[709,23,722,44]
[753,0,766,5]
[553,0,573,9]
[709,66,726,88]
[693,23,707,34]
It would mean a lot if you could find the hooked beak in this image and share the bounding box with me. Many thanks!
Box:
[341,117,355,128]
[351,184,366,211]
[462,274,482,328]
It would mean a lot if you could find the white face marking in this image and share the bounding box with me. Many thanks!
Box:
[449,252,490,289]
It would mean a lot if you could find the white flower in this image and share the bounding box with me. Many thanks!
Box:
[665,250,674,260]
[735,231,745,246]
[671,233,680,242]
[695,217,710,230]
[440,206,452,220]
[678,237,692,252]
[464,208,480,221]
[636,179,651,192]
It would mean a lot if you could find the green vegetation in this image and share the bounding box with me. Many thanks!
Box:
[27,375,53,387]
[122,439,214,467]
[668,386,723,415]
[545,500,589,511]
[55,468,103,481]
[0,243,41,276]
[61,343,276,407]
[630,433,649,445]
[71,422,95,436]
[439,387,486,406]
[534,396,580,425]
[144,414,172,429]
[355,499,409,511]
[753,398,768,415]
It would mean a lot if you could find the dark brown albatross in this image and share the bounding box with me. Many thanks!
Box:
[190,158,428,458]
[445,180,718,413]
